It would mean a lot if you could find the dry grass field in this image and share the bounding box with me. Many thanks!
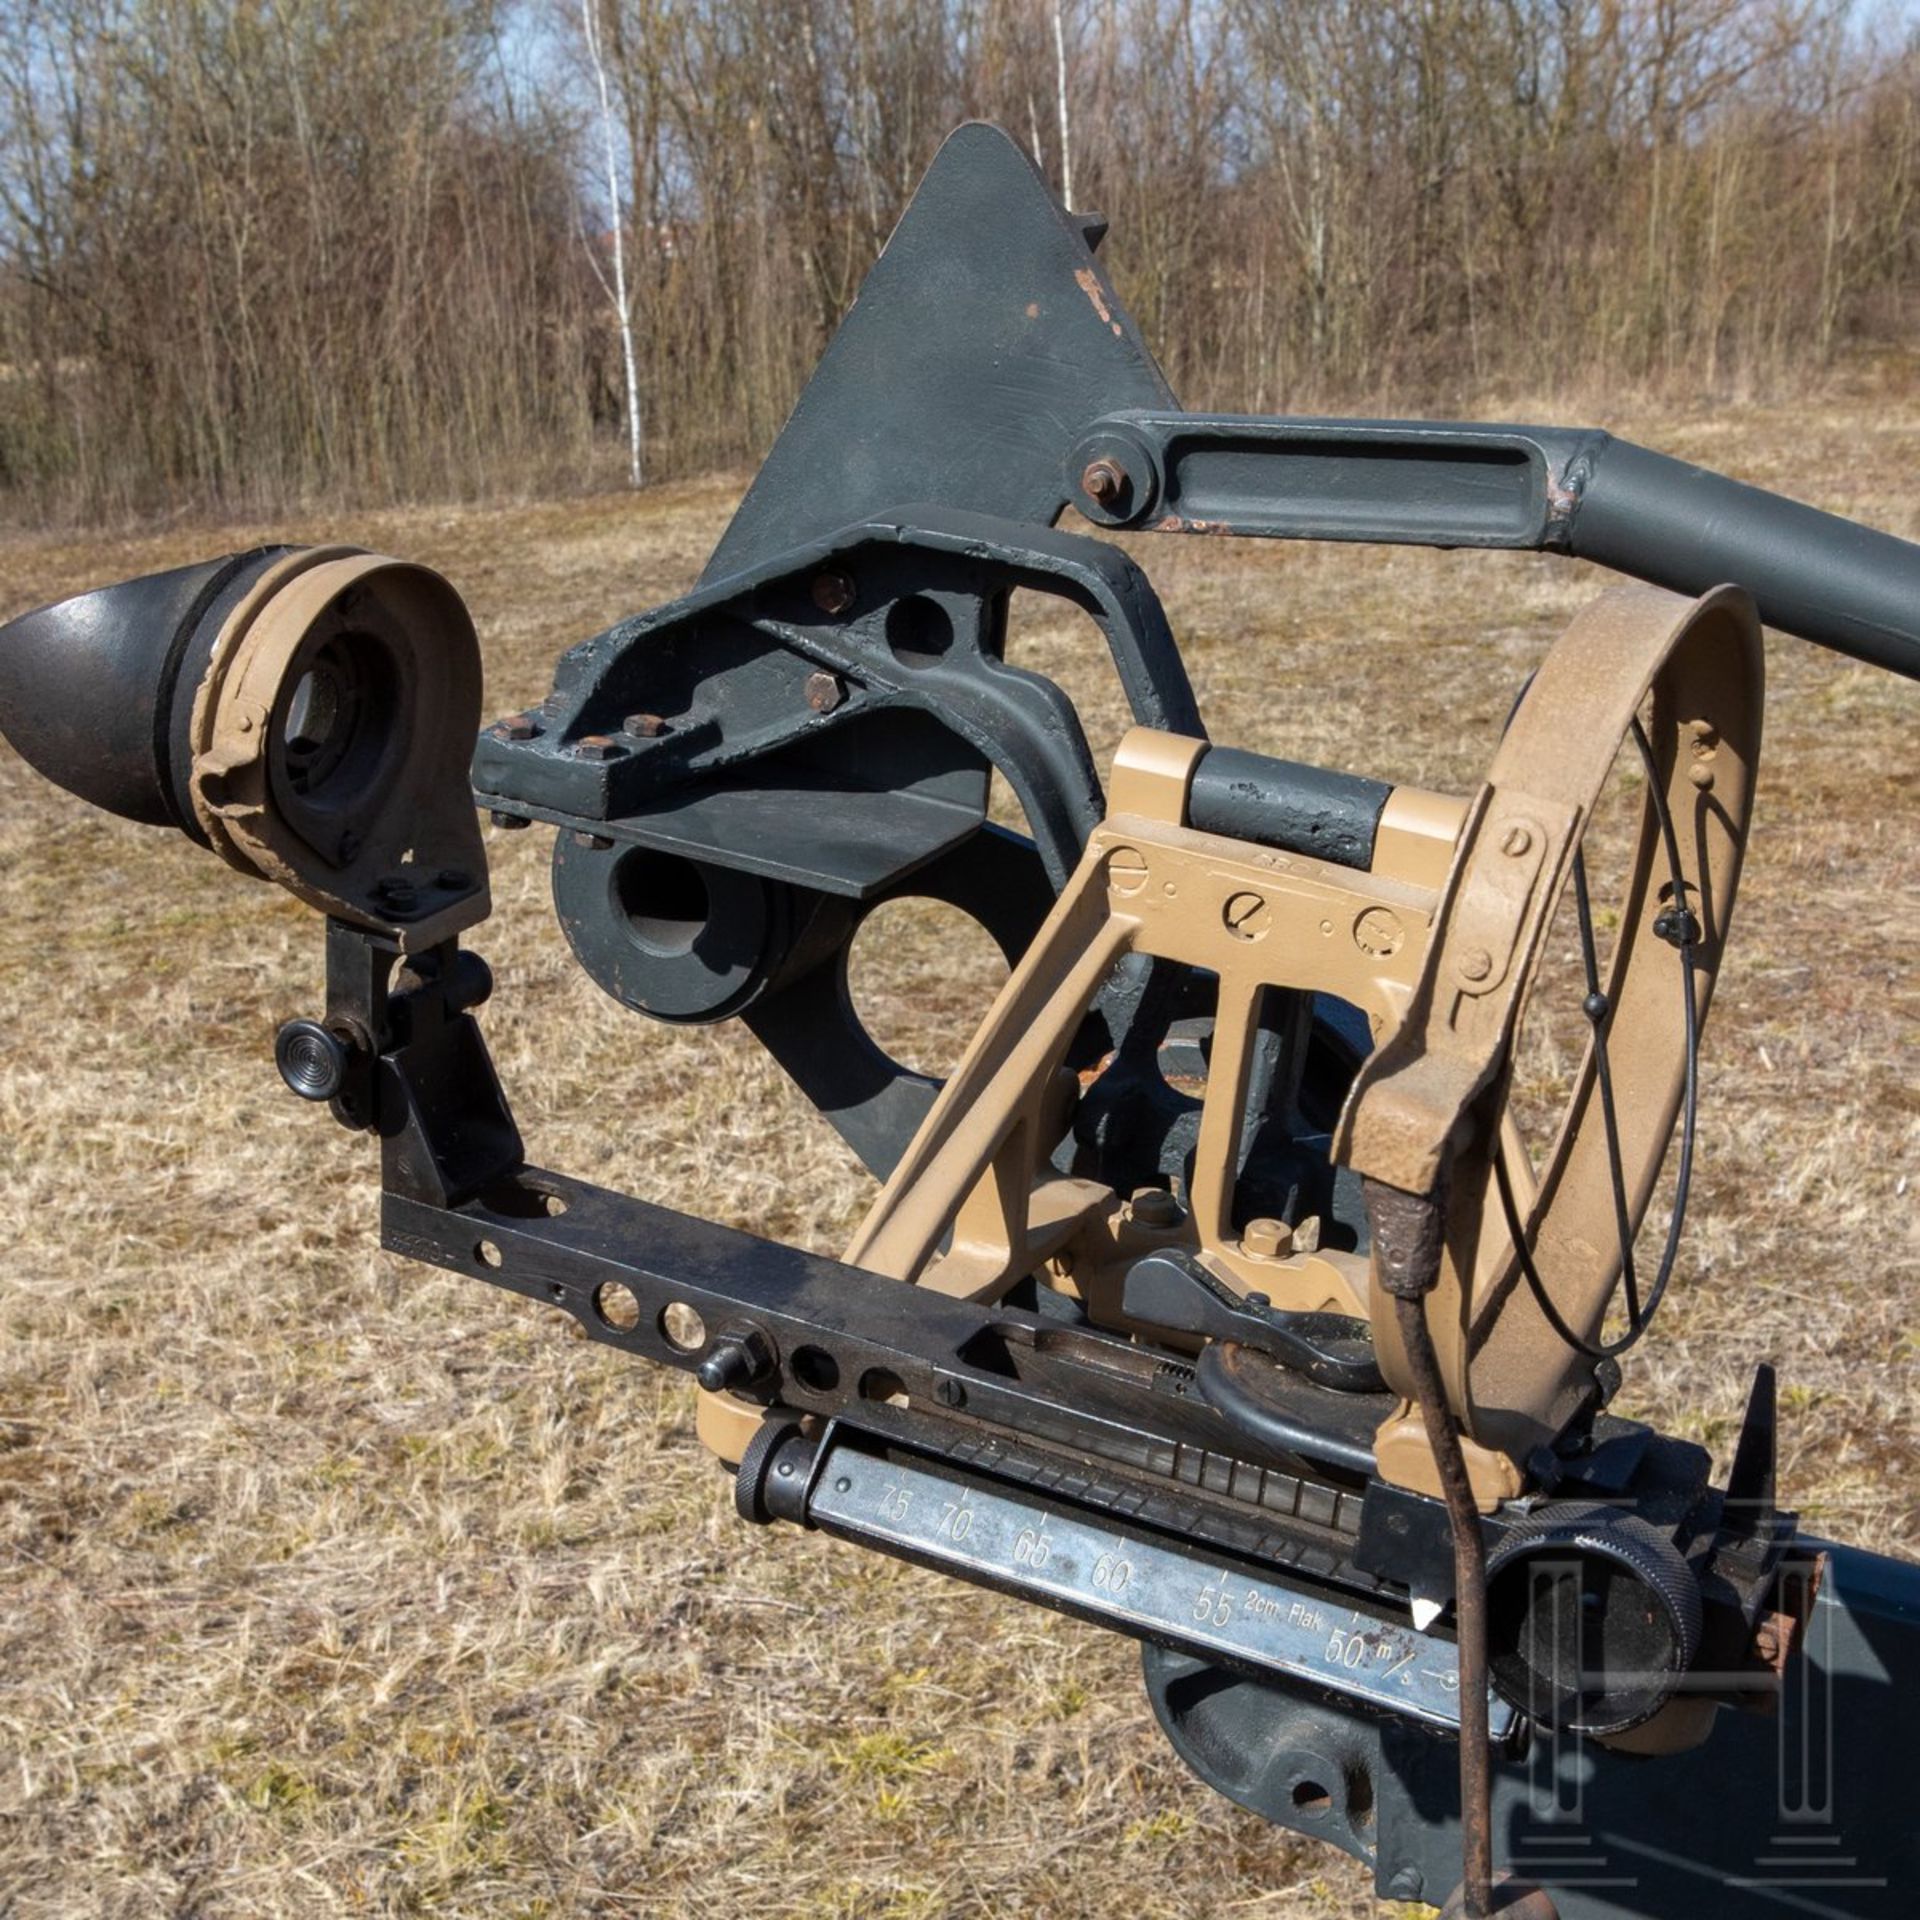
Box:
[1,397,1916,1919]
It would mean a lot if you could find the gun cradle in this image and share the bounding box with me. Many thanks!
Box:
[2,122,1914,1920]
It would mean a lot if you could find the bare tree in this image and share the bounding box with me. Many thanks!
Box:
[581,0,644,488]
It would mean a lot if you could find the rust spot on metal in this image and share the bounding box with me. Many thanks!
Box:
[804,670,846,714]
[1752,1550,1827,1678]
[810,569,856,616]
[1073,267,1114,327]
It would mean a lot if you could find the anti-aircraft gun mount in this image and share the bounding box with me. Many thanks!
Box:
[2,125,1915,1918]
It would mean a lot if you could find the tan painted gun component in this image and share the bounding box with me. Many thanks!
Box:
[841,584,1760,1502]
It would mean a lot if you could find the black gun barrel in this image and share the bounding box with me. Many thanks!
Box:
[1572,437,1920,680]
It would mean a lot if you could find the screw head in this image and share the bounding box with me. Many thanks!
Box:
[571,734,622,762]
[1106,845,1150,895]
[623,712,667,739]
[1458,945,1495,982]
[375,874,419,913]
[804,669,846,714]
[810,570,856,616]
[1499,823,1534,858]
[1223,890,1271,939]
[1081,456,1128,509]
[495,711,539,741]
[934,1377,967,1409]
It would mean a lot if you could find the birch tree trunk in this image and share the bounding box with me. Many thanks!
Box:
[582,0,643,489]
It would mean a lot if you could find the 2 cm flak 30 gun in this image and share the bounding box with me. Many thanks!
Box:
[4,125,1916,1920]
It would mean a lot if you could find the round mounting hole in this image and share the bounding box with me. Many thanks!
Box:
[859,1367,909,1407]
[848,897,1009,1079]
[660,1300,706,1350]
[475,1239,503,1269]
[885,595,954,668]
[595,1281,642,1332]
[791,1346,841,1393]
[1291,1779,1332,1818]
[540,1191,569,1217]
[614,850,711,957]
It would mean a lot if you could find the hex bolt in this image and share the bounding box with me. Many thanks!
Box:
[805,669,846,714]
[1243,1217,1295,1260]
[1387,1867,1425,1902]
[811,569,857,616]
[1458,945,1495,983]
[1081,456,1128,510]
[496,711,539,741]
[623,712,667,739]
[1499,823,1534,858]
[571,734,622,761]
[695,1325,776,1394]
[375,874,419,913]
[1130,1186,1183,1228]
[489,809,531,831]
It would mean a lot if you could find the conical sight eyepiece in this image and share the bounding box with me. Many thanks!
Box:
[0,544,490,947]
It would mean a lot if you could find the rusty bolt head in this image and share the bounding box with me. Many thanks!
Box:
[1499,823,1534,858]
[1458,945,1495,982]
[623,712,667,739]
[495,711,539,741]
[810,570,856,617]
[571,734,621,762]
[1081,457,1128,509]
[805,670,846,714]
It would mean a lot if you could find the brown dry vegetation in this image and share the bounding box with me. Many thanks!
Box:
[0,397,1916,1918]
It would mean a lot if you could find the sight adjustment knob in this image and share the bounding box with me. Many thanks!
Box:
[274,1018,356,1102]
[1485,1504,1702,1736]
